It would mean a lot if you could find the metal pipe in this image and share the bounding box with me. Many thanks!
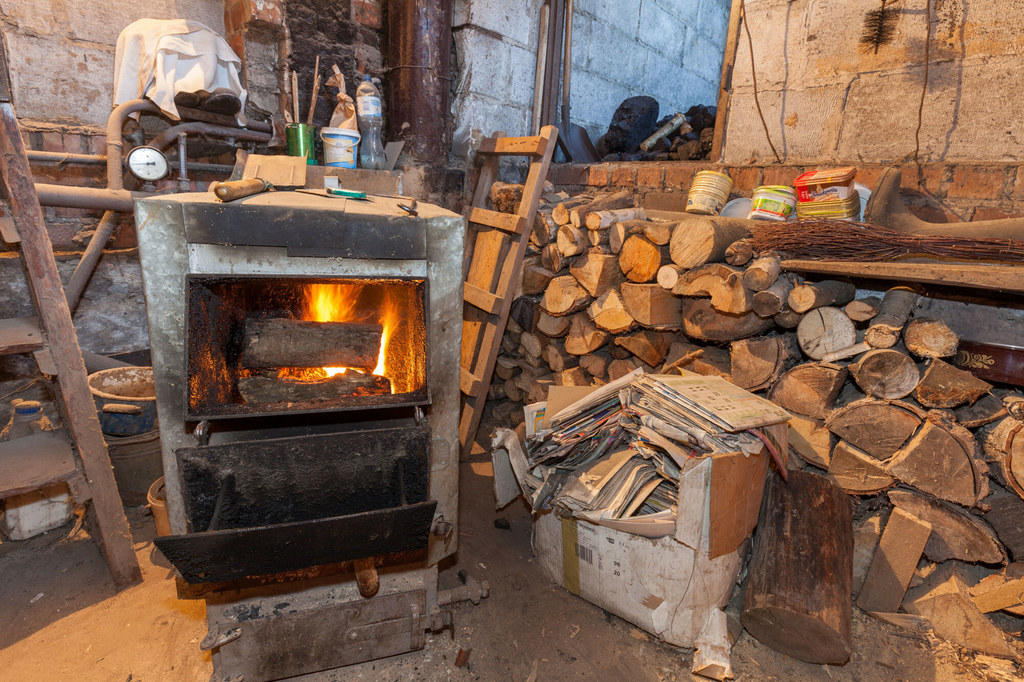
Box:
[65,210,120,313]
[34,183,148,212]
[26,150,106,165]
[174,104,273,133]
[149,122,272,152]
[106,99,160,190]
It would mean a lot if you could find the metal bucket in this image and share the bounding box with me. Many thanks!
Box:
[87,367,157,436]
[107,428,163,505]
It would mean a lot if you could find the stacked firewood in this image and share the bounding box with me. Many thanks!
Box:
[488,184,1024,658]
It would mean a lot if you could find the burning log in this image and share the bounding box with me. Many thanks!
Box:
[238,371,391,404]
[242,318,383,370]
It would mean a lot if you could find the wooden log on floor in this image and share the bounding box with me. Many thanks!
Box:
[585,206,645,230]
[887,413,986,507]
[730,335,798,392]
[888,490,1006,565]
[681,297,774,342]
[768,362,848,420]
[239,371,390,403]
[849,349,920,399]
[541,275,590,316]
[619,282,682,328]
[724,238,754,266]
[788,414,832,469]
[827,440,894,494]
[742,255,782,292]
[796,307,857,361]
[588,287,636,334]
[915,358,992,409]
[564,313,609,355]
[569,249,623,297]
[844,296,880,323]
[904,318,959,358]
[569,190,633,228]
[669,216,751,269]
[788,280,856,314]
[826,398,924,460]
[865,287,919,349]
[857,509,933,614]
[242,318,382,369]
[742,470,853,665]
[619,234,667,283]
[613,329,672,367]
[552,193,595,225]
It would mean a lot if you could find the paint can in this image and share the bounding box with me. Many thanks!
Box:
[748,185,797,221]
[685,171,733,215]
[286,123,317,164]
[321,127,361,169]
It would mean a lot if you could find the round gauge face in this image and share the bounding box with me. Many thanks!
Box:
[126,146,169,182]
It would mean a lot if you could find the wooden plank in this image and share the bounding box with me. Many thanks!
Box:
[0,316,43,355]
[709,0,743,162]
[0,431,77,498]
[466,207,527,234]
[781,259,1024,294]
[0,97,140,587]
[858,509,932,613]
[477,135,546,156]
[460,366,483,397]
[0,211,19,245]
[463,282,502,314]
[970,577,1024,614]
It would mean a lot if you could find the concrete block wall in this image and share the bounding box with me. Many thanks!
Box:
[722,0,1024,165]
[451,0,731,161]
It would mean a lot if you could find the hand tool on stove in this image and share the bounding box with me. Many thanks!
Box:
[210,154,308,201]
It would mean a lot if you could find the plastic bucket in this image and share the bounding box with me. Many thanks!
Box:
[147,476,171,537]
[321,127,360,169]
[749,185,797,221]
[107,428,162,506]
[685,171,733,215]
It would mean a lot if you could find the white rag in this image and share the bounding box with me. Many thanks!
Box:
[113,18,247,122]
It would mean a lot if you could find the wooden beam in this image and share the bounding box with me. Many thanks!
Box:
[781,259,1024,294]
[709,0,743,162]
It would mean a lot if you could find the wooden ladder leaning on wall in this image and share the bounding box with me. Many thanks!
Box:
[0,34,140,587]
[459,126,558,458]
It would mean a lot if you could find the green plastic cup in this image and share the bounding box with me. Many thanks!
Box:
[286,123,316,164]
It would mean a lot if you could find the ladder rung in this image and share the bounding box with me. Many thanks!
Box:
[460,366,483,397]
[0,316,43,355]
[467,207,526,234]
[0,431,77,499]
[477,135,546,156]
[463,283,503,314]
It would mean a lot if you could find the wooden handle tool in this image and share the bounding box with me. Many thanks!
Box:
[211,178,271,202]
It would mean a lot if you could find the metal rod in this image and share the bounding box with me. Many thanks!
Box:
[64,210,120,312]
[28,150,233,174]
[149,122,272,152]
[34,183,147,211]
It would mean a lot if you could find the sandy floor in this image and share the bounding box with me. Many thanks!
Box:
[0,447,1018,681]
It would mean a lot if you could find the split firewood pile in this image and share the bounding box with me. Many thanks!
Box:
[487,182,1024,662]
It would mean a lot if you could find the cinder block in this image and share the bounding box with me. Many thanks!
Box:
[637,1,686,61]
[454,28,510,97]
[454,0,534,48]
[587,19,645,88]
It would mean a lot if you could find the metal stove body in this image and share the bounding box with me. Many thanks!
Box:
[134,190,467,681]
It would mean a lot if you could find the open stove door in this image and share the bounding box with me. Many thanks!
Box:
[154,426,435,583]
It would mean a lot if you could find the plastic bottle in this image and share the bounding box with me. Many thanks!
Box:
[1,399,52,441]
[355,75,386,170]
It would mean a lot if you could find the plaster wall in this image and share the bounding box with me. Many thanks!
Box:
[721,0,1024,165]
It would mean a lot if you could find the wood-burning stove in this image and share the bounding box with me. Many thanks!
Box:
[134,189,474,680]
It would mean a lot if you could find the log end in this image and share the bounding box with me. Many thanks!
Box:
[741,608,852,665]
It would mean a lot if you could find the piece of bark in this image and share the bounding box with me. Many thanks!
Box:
[915,358,992,409]
[587,287,636,334]
[796,307,857,361]
[614,330,672,367]
[724,238,754,266]
[619,235,667,283]
[536,311,571,337]
[619,282,682,328]
[241,318,382,370]
[557,367,591,387]
[904,318,959,358]
[852,514,884,596]
[656,264,687,290]
[569,190,633,228]
[788,280,856,314]
[730,335,798,392]
[953,393,1007,429]
[579,351,611,379]
[489,181,523,214]
[742,255,782,292]
[681,297,774,342]
[849,349,920,399]
[857,509,932,614]
[887,413,986,507]
[521,264,557,296]
[608,357,643,381]
[768,362,848,420]
[556,224,589,258]
[494,355,518,380]
[519,331,543,359]
[844,296,881,323]
[239,371,390,403]
[865,287,919,349]
[826,399,924,460]
[564,313,609,355]
[552,193,596,225]
[669,216,751,269]
[661,339,732,379]
[788,414,832,469]
[889,490,1006,565]
[541,275,590,316]
[982,487,1024,561]
[541,243,565,273]
[742,470,853,665]
[752,276,795,317]
[828,440,895,494]
[585,206,646,230]
[970,576,1024,614]
[569,249,623,297]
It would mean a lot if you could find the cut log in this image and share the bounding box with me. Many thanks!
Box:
[619,235,666,283]
[488,382,507,400]
[242,318,382,370]
[820,341,871,363]
[752,276,795,317]
[865,287,919,349]
[541,243,565,273]
[579,351,611,379]
[849,349,920,399]
[529,210,559,248]
[673,262,740,296]
[887,413,985,507]
[915,358,992,409]
[827,440,895,494]
[903,318,959,358]
[773,307,803,329]
[556,224,589,258]
[787,280,856,314]
[639,221,672,246]
[608,357,644,381]
[681,297,774,342]
[982,487,1024,560]
[857,509,932,614]
[888,490,1006,565]
[564,314,609,356]
[742,470,853,665]
[569,249,623,297]
[825,399,924,460]
[489,181,523,213]
[494,355,518,380]
[984,417,1024,501]
[788,414,832,469]
[239,371,390,403]
[543,344,571,374]
[614,330,672,367]
[661,340,731,379]
[953,393,1006,429]
[724,238,754,266]
[730,335,798,392]
[669,216,751,269]
[844,296,880,323]
[569,189,633,228]
[519,331,543,359]
[656,264,687,290]
[970,576,1024,614]
[521,264,557,296]
[586,228,609,248]
[502,379,523,402]
[541,276,590,316]
[557,367,590,387]
[609,219,650,254]
[796,307,857,361]
[677,263,753,314]
[619,282,682,328]
[742,255,782,292]
[585,206,646,230]
[768,362,848,420]
[552,193,595,225]
[588,287,636,334]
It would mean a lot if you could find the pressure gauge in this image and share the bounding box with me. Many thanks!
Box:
[125,146,170,182]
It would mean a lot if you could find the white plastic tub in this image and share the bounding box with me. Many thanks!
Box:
[1,483,73,540]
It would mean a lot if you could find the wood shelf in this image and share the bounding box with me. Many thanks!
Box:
[0,316,43,355]
[0,431,77,499]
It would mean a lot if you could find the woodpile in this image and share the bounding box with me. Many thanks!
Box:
[488,184,1024,662]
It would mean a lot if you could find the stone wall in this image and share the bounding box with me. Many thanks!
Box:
[721,0,1024,165]
[451,0,731,160]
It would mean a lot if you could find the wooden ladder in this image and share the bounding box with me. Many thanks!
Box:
[0,36,140,587]
[459,126,558,458]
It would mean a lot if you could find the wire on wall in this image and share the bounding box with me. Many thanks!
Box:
[739,0,781,164]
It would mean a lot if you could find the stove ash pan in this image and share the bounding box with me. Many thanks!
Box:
[153,426,435,583]
[185,275,428,420]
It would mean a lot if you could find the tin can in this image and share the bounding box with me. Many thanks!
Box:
[749,185,797,221]
[286,123,317,164]
[685,171,733,215]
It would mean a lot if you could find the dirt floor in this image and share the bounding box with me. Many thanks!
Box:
[0,435,1020,681]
